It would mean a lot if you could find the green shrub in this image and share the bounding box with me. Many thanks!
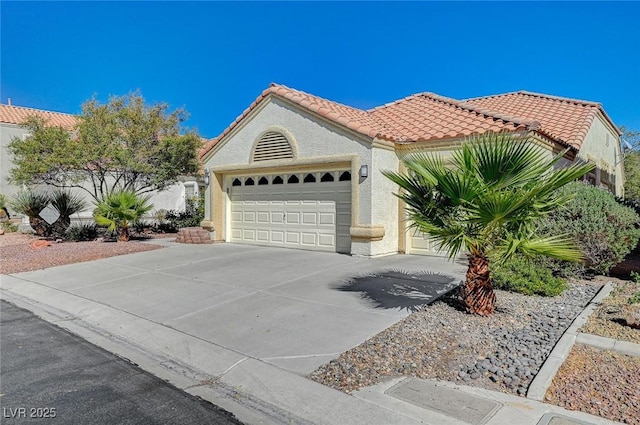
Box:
[538,182,640,277]
[2,221,18,232]
[491,255,567,297]
[65,223,99,241]
[94,190,153,241]
[164,195,203,230]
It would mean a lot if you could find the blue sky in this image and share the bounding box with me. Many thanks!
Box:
[2,1,639,139]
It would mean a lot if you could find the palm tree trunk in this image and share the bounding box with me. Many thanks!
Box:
[119,226,130,242]
[461,254,495,316]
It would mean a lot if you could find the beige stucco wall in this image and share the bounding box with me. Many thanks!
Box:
[203,97,388,255]
[366,143,400,256]
[576,113,624,196]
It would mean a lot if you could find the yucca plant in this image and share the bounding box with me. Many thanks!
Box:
[94,190,153,241]
[9,190,51,236]
[50,189,87,237]
[0,193,9,220]
[384,131,595,315]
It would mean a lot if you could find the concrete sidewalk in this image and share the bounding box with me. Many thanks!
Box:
[0,242,622,425]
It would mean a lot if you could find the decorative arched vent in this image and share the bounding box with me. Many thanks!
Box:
[252,132,294,162]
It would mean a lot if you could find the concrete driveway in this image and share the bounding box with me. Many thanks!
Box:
[3,241,466,375]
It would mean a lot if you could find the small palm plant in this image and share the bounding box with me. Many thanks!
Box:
[94,190,153,241]
[384,131,594,315]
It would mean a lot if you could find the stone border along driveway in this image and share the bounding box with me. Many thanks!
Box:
[527,281,640,401]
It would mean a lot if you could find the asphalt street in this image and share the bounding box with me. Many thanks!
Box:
[0,300,245,425]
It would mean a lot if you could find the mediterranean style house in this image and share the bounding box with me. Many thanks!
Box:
[0,103,200,220]
[199,84,623,257]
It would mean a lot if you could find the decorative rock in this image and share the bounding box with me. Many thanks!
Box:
[174,227,213,244]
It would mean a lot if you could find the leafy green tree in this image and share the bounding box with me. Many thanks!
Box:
[94,190,153,241]
[621,126,640,199]
[384,132,594,316]
[8,92,202,202]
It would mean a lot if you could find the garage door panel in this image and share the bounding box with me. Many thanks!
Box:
[231,212,243,222]
[408,228,447,256]
[301,233,317,246]
[286,212,300,224]
[271,231,284,243]
[302,213,317,225]
[319,213,335,225]
[271,212,285,223]
[230,172,351,253]
[286,232,299,244]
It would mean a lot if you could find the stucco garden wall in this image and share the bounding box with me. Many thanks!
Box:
[1,123,27,200]
[1,122,194,219]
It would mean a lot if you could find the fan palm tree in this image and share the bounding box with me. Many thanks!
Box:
[383,132,594,316]
[94,190,153,241]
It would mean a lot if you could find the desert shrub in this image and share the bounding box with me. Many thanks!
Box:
[2,221,18,232]
[617,197,640,217]
[94,190,153,241]
[538,182,640,277]
[65,223,99,241]
[491,255,567,296]
[164,195,203,230]
[0,194,10,221]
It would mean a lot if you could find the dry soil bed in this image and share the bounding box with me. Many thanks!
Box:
[545,344,640,425]
[0,232,167,274]
[580,278,640,344]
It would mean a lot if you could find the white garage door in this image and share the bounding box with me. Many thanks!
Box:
[229,171,352,253]
[408,228,447,256]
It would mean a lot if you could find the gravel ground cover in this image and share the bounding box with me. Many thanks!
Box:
[310,280,600,396]
[0,232,167,274]
[580,278,640,344]
[545,344,640,425]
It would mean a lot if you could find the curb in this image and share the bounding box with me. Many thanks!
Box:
[526,281,615,401]
[575,333,640,357]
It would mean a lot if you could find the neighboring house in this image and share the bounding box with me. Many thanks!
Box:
[0,103,199,219]
[200,83,623,257]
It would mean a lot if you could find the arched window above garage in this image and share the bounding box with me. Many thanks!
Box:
[251,131,295,162]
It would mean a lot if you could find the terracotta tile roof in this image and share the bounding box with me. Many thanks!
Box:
[200,84,555,159]
[0,103,77,130]
[206,83,381,154]
[368,92,538,143]
[464,91,620,149]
